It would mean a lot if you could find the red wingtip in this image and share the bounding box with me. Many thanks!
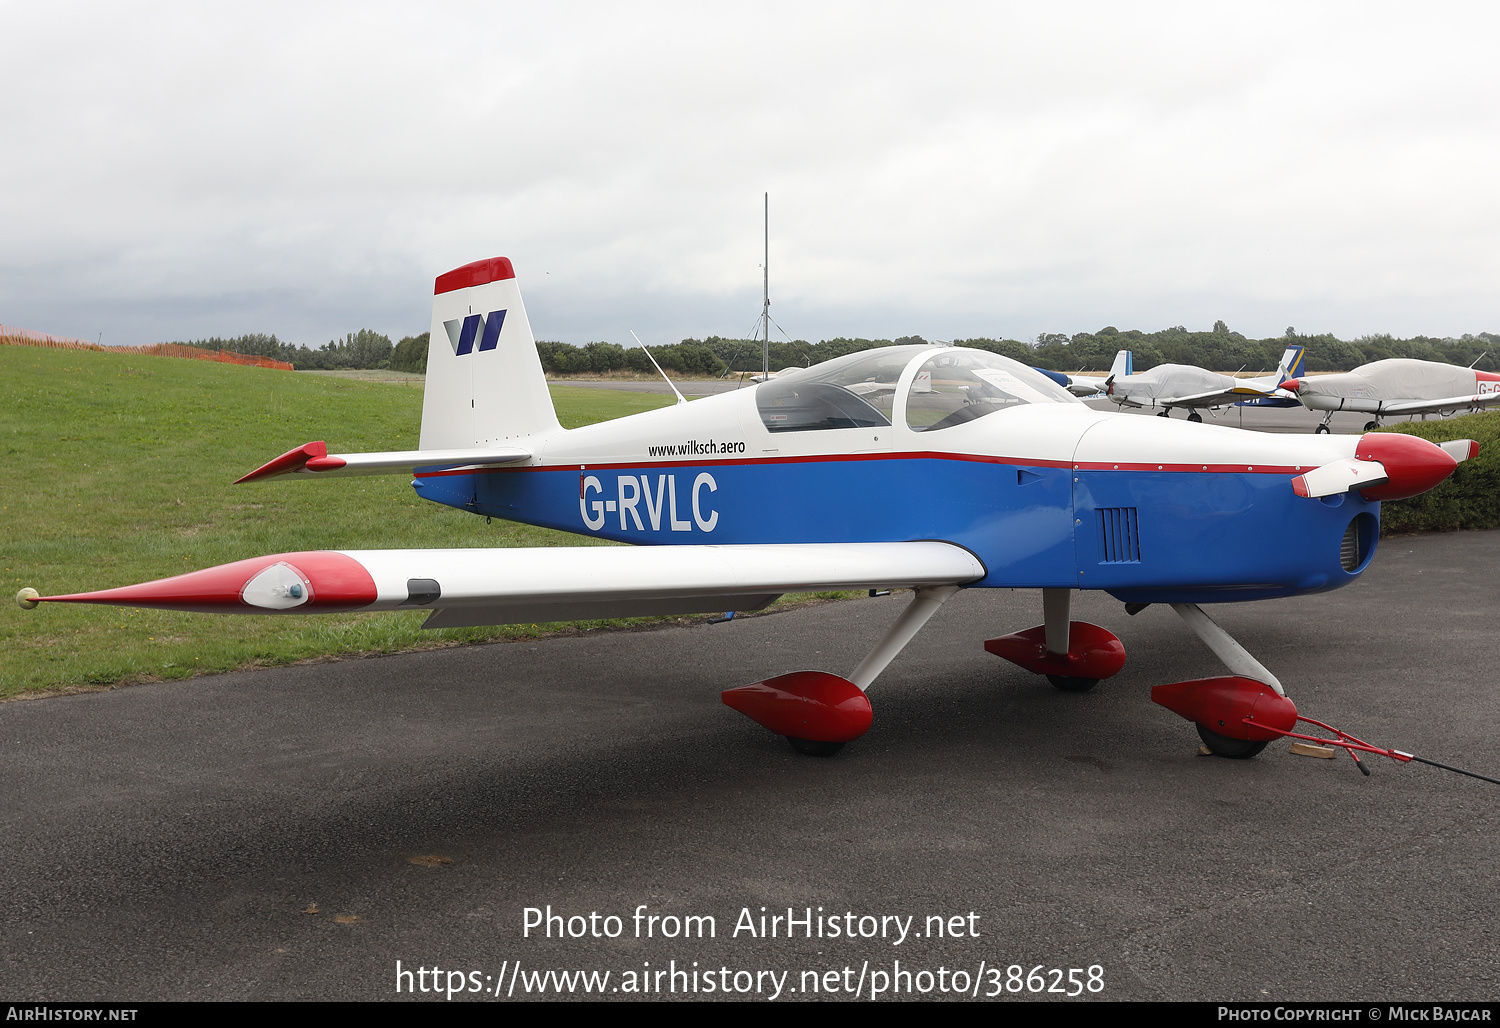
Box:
[1291,475,1311,498]
[234,441,328,484]
[36,551,377,614]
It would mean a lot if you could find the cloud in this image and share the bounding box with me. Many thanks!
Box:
[2,1,1498,345]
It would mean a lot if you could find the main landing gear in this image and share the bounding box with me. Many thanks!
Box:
[720,585,960,757]
[1187,411,1203,423]
[720,589,1293,762]
[984,588,1127,692]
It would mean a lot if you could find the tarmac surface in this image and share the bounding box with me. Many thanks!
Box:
[3,531,1497,1002]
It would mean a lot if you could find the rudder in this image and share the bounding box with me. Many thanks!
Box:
[1276,345,1306,383]
[421,257,561,450]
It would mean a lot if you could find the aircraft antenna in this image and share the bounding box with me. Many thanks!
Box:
[1469,350,1487,369]
[630,331,687,405]
[761,192,770,379]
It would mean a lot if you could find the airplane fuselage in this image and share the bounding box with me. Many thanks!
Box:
[414,364,1380,605]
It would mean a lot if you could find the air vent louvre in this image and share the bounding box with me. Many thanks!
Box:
[1097,507,1142,563]
[1340,519,1360,572]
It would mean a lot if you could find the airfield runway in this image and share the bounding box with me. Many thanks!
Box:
[2,530,1496,1002]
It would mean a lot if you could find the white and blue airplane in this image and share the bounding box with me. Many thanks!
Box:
[18,258,1478,760]
[1031,366,1103,397]
[1104,345,1306,421]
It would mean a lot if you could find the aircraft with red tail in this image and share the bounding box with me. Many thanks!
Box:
[16,257,1481,761]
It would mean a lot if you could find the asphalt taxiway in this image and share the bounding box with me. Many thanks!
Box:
[2,531,1496,1001]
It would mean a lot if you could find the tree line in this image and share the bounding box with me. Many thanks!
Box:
[169,330,429,371]
[167,323,1500,376]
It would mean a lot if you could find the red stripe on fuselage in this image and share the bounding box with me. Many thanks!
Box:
[411,450,1307,478]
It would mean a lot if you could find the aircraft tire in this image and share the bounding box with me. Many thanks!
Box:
[786,737,846,757]
[1047,675,1100,693]
[1195,723,1268,759]
[1364,421,1379,432]
[1187,411,1203,423]
[1314,424,1331,435]
[1156,410,1170,418]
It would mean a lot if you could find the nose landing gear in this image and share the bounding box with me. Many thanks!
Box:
[1151,603,1291,758]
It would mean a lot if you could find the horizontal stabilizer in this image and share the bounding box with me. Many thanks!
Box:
[1291,457,1389,498]
[234,441,529,483]
[1161,384,1278,409]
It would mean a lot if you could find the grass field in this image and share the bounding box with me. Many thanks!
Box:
[0,346,685,699]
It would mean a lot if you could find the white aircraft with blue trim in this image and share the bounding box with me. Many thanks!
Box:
[1026,369,1110,396]
[1104,345,1306,422]
[18,258,1479,760]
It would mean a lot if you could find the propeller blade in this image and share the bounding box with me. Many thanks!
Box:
[1291,457,1389,498]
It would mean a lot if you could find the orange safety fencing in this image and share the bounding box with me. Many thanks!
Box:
[0,324,294,370]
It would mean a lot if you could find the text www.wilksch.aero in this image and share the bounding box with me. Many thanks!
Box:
[646,439,747,457]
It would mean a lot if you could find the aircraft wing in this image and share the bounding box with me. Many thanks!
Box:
[1159,385,1276,409]
[26,542,987,627]
[234,440,531,482]
[1373,392,1500,417]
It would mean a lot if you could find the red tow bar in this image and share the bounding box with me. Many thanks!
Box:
[1152,675,1500,784]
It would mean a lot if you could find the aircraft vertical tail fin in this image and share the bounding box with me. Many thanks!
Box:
[420,257,562,451]
[1276,345,1306,384]
[1109,350,1133,379]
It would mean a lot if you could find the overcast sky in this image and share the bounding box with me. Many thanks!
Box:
[3,1,1498,350]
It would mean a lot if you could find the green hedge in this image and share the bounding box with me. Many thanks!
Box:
[1377,411,1500,534]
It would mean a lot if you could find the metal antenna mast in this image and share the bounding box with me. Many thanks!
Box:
[761,192,770,378]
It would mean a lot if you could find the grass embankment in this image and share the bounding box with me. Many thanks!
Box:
[1377,411,1500,534]
[0,347,681,699]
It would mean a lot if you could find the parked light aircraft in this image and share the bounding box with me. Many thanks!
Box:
[1282,358,1500,433]
[18,259,1478,760]
[1033,367,1100,396]
[1104,346,1305,421]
